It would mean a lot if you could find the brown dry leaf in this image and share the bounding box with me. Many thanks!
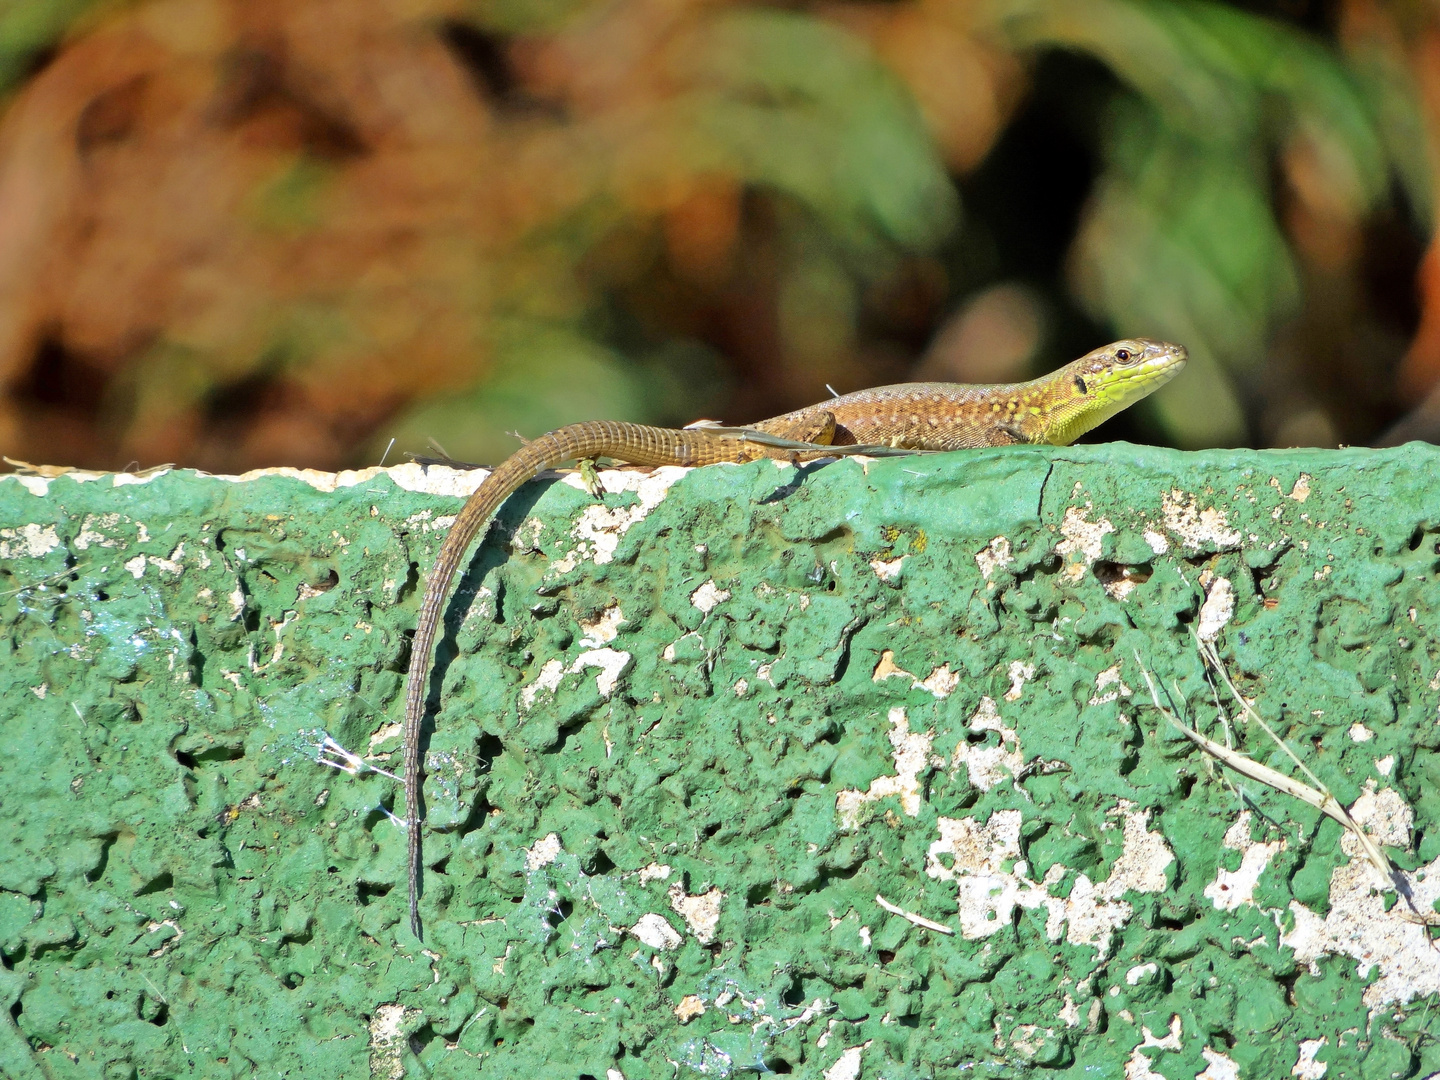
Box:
[0,0,508,470]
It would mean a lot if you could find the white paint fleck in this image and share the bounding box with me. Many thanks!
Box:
[525,833,562,870]
[1347,723,1373,743]
[975,536,1013,579]
[123,555,147,579]
[1286,474,1312,503]
[690,581,731,613]
[1142,529,1169,555]
[630,913,683,951]
[636,863,672,884]
[1197,576,1235,643]
[835,707,931,828]
[669,885,723,944]
[1205,812,1286,911]
[1375,754,1395,777]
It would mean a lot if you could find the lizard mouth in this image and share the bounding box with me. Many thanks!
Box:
[1103,340,1187,404]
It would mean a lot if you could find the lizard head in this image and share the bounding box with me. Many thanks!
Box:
[1040,338,1187,445]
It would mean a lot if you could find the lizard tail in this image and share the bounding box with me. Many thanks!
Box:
[402,421,744,939]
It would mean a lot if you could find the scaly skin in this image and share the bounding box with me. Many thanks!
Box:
[402,337,1186,938]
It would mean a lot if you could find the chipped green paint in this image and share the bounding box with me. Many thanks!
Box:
[1,445,1439,1079]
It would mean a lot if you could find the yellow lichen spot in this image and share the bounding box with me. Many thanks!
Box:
[913,529,928,554]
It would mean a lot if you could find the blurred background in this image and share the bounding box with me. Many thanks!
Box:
[1,0,1438,472]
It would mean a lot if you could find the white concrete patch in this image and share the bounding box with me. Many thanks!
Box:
[870,651,958,699]
[674,995,705,1023]
[1197,1046,1241,1080]
[1205,812,1286,911]
[976,536,1013,579]
[518,649,633,710]
[519,659,566,711]
[949,697,1022,793]
[1197,576,1235,642]
[923,803,1172,958]
[1056,505,1115,582]
[572,648,632,698]
[1125,963,1158,985]
[1003,660,1036,702]
[835,707,932,828]
[869,555,907,581]
[1160,490,1242,551]
[822,1041,872,1080]
[1124,1015,1184,1079]
[1292,1038,1328,1079]
[0,523,61,559]
[1089,664,1133,707]
[1280,786,1440,1009]
[550,467,691,569]
[690,581,731,613]
[73,513,122,550]
[669,885,723,944]
[579,603,626,645]
[918,665,959,698]
[525,833,562,870]
[630,913,683,951]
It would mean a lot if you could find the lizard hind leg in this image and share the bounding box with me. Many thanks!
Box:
[772,410,838,446]
[576,457,604,499]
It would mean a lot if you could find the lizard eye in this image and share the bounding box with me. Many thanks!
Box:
[1114,347,1133,364]
[1074,375,1088,395]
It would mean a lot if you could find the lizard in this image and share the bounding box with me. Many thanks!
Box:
[399,336,1187,938]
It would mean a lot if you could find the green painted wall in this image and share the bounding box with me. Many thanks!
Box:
[1,445,1437,1079]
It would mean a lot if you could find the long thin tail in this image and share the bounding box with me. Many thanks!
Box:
[402,421,745,938]
[402,437,559,939]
